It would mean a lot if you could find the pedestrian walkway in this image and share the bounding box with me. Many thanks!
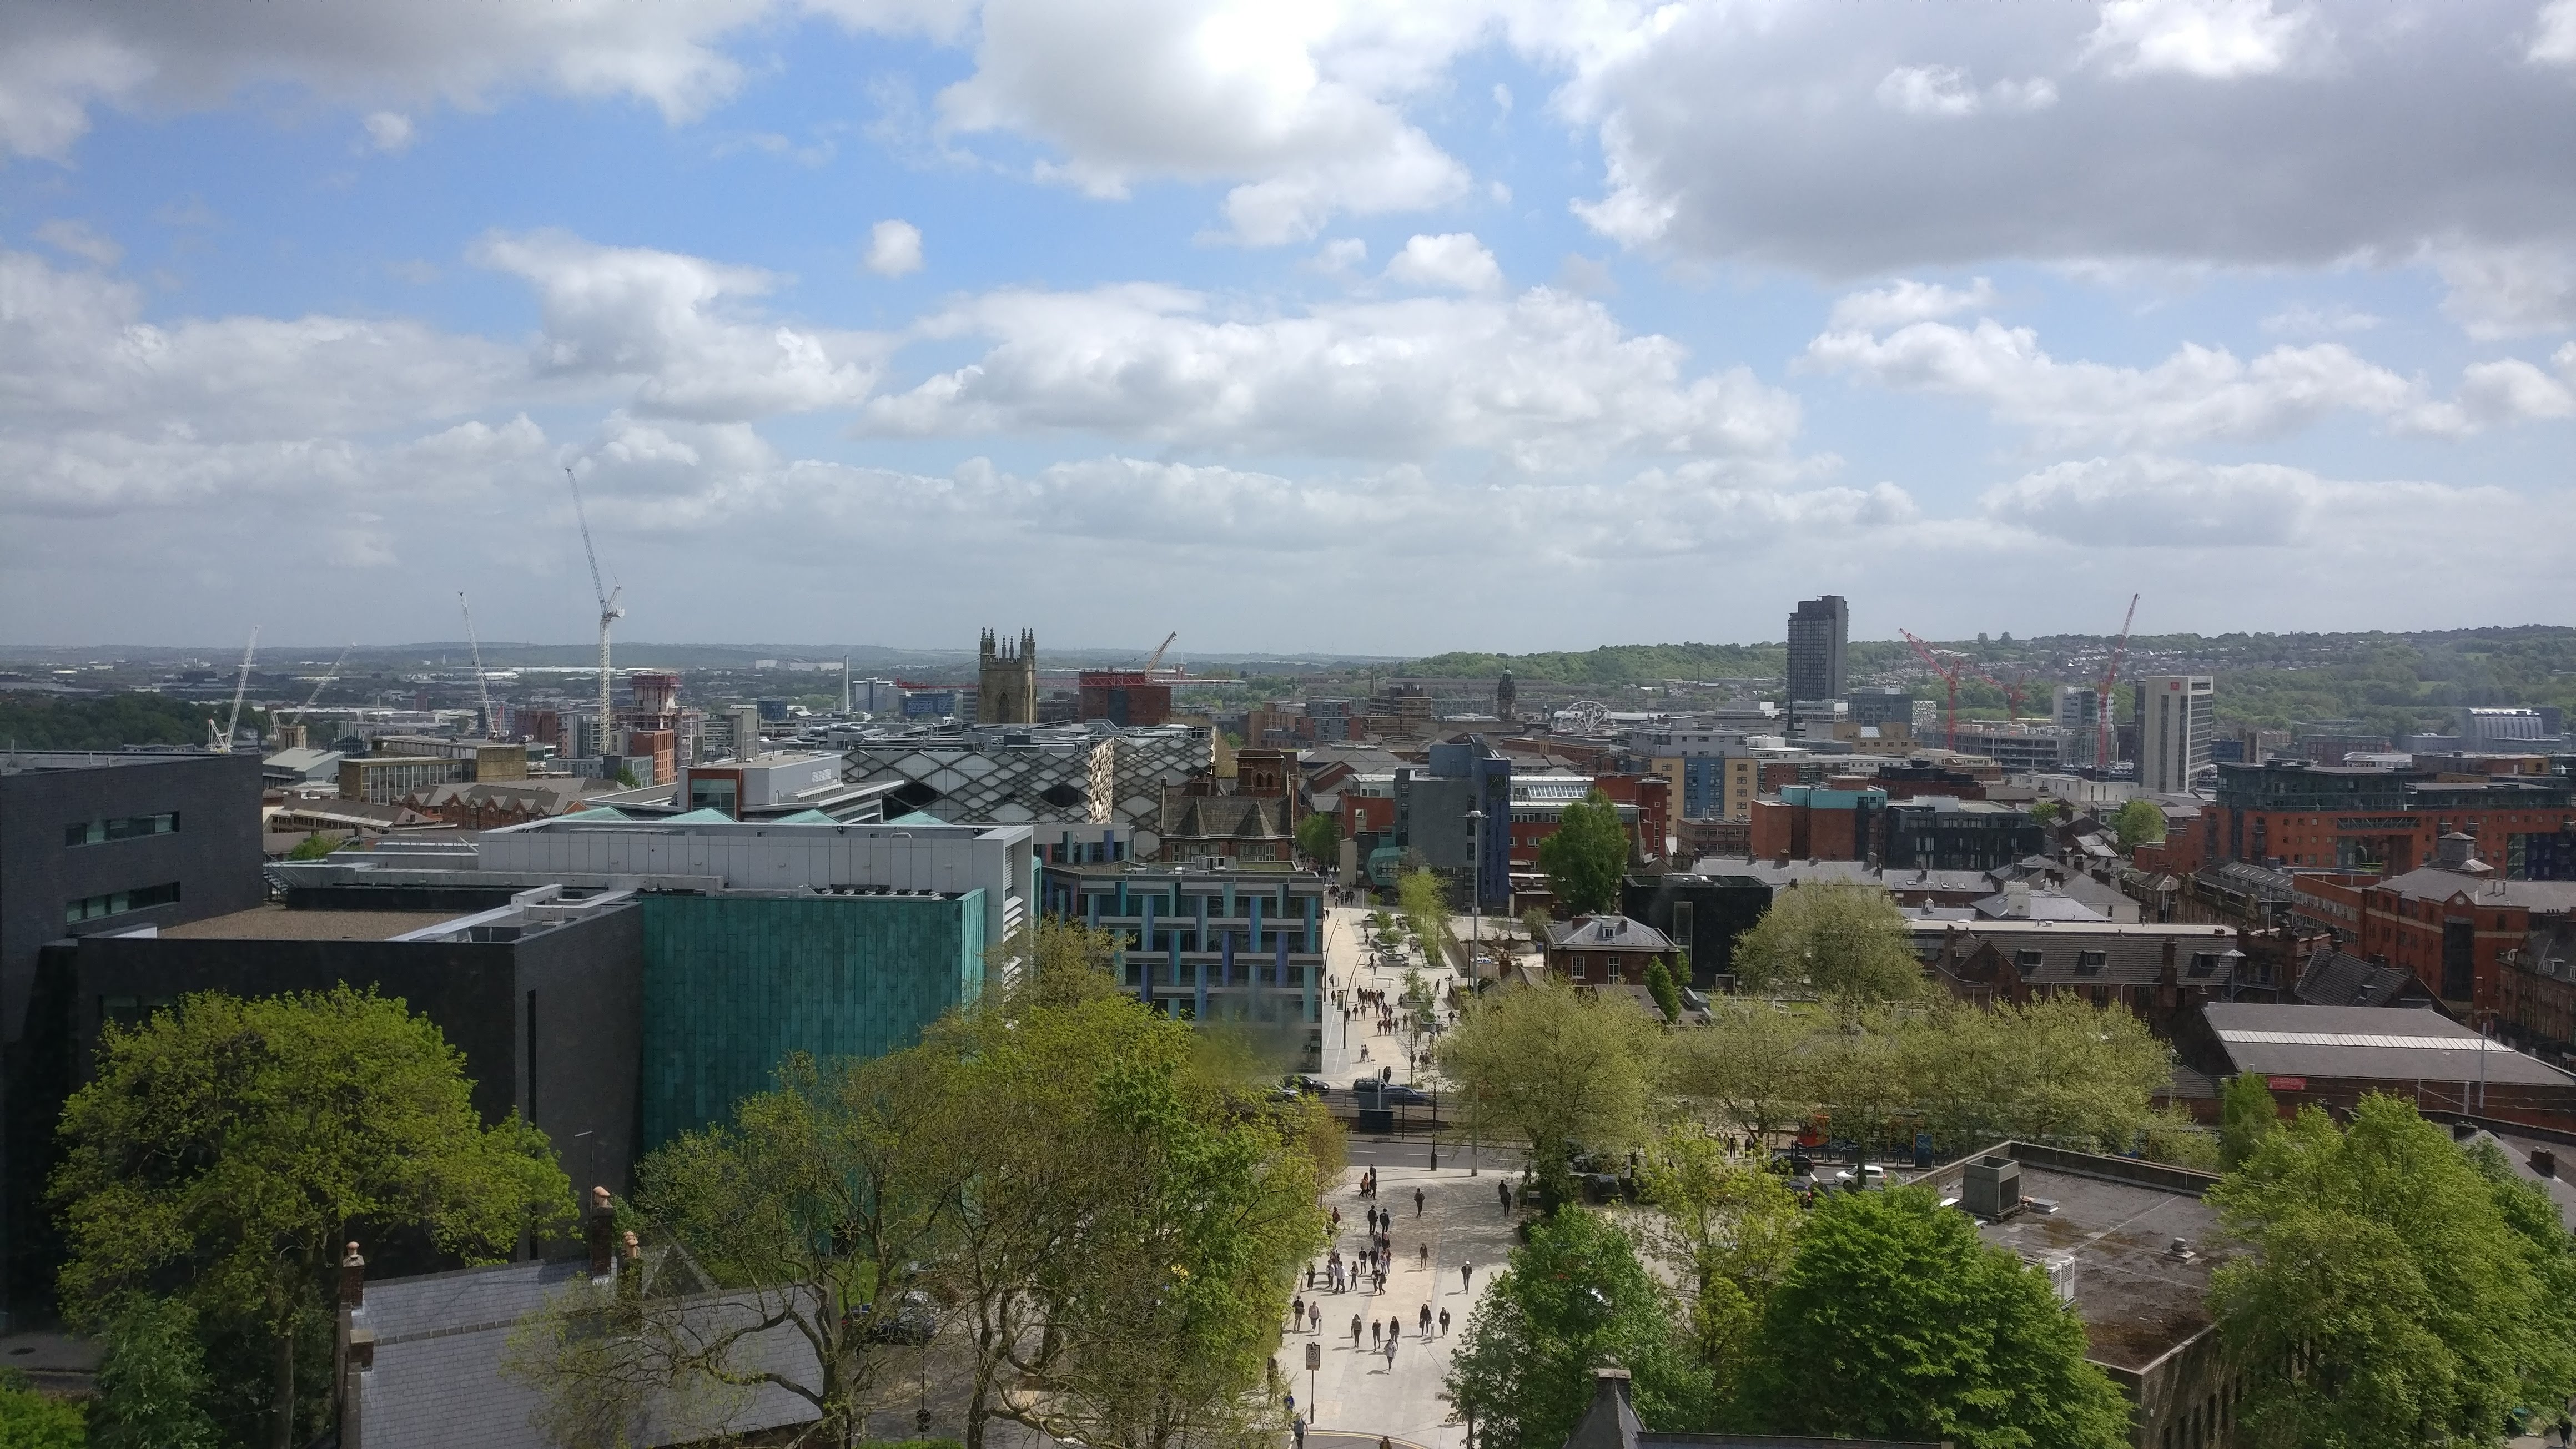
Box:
[1281,1164,1525,1449]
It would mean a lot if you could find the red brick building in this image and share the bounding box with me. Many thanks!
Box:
[2297,834,2576,1019]
[1748,783,1887,864]
[2203,760,2575,876]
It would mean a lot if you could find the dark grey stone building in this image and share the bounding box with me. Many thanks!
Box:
[1785,595,1849,704]
[2,749,264,1325]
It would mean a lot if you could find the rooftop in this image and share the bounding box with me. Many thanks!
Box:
[1911,1146,2225,1373]
[158,905,472,941]
[2203,1003,2575,1088]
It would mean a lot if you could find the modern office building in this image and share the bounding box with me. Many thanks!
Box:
[839,724,1211,856]
[1846,688,1914,729]
[1785,595,1849,704]
[1881,796,2050,872]
[1078,670,1173,727]
[1396,739,1514,909]
[2135,675,2215,794]
[1040,861,1325,1066]
[675,752,894,821]
[2,749,266,1324]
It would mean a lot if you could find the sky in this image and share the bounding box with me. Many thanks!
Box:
[3,0,2573,656]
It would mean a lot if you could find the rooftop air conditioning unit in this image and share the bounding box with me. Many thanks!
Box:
[1963,1155,2021,1218]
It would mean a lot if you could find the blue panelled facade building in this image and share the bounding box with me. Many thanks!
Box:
[1041,859,1328,1069]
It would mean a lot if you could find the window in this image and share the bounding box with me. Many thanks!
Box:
[2015,948,2045,969]
[1608,961,1626,984]
[2188,952,2220,978]
[64,812,179,847]
[1568,956,1587,981]
[66,882,181,924]
[2076,950,2107,975]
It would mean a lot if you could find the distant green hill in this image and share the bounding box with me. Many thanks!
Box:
[0,691,267,751]
[1398,627,2576,739]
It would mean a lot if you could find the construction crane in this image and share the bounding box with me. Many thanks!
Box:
[2096,593,2140,772]
[1980,668,2033,724]
[209,627,259,753]
[565,466,623,748]
[1143,630,1178,675]
[459,593,499,739]
[1900,628,1968,752]
[276,642,354,739]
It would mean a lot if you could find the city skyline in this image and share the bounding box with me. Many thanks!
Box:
[4,0,2573,651]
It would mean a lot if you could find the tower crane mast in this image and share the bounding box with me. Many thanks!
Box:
[459,593,499,739]
[210,627,259,753]
[1900,628,1967,753]
[1143,630,1178,675]
[565,467,624,752]
[2096,593,2140,772]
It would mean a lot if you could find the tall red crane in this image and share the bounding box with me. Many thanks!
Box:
[1980,668,2033,724]
[2096,593,2140,771]
[1901,628,1968,752]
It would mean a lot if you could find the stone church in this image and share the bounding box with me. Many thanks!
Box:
[977,628,1038,725]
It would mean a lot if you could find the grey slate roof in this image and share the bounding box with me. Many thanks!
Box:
[2293,948,2428,1009]
[1547,915,1674,953]
[2203,1003,2575,1088]
[353,1258,822,1449]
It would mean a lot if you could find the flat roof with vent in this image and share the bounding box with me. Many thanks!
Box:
[2203,1003,2576,1088]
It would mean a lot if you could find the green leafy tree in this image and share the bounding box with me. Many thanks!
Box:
[1729,883,1923,1027]
[2139,1103,2221,1171]
[1521,907,1554,944]
[1631,1133,1804,1391]
[1538,788,1630,917]
[1666,1002,1816,1148]
[285,831,339,861]
[2217,1073,2281,1170]
[1445,1210,1716,1449]
[1738,1188,2131,1448]
[1644,958,1682,1022]
[0,1370,84,1449]
[2111,798,2167,849]
[1398,868,1455,964]
[2027,798,2064,826]
[52,988,571,1449]
[2209,1095,2576,1449]
[1295,808,1340,866]
[88,1297,220,1449]
[1436,978,1664,1206]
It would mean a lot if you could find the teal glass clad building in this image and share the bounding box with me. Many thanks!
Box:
[638,890,986,1148]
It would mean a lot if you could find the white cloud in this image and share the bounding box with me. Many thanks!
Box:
[2258,301,2379,336]
[2529,0,2576,64]
[935,0,1481,243]
[472,230,886,420]
[1803,314,2565,446]
[1306,238,1368,276]
[2433,244,2576,340]
[1383,233,1502,293]
[1827,278,1996,331]
[2080,0,2318,80]
[1983,454,2576,559]
[864,219,923,278]
[361,110,414,153]
[859,282,1803,469]
[1559,1,2576,276]
[33,218,121,267]
[1874,66,2055,118]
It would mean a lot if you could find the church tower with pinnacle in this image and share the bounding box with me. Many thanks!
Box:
[978,627,1038,726]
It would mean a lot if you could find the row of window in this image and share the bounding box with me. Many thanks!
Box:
[67,882,182,925]
[63,812,180,847]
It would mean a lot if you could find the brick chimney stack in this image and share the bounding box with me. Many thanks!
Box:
[339,1242,365,1310]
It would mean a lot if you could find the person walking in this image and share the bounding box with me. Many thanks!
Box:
[1384,1334,1398,1371]
[1371,1319,1381,1350]
[1306,1262,1316,1290]
[1418,1302,1432,1336]
[1498,1180,1512,1212]
[1292,1294,1305,1330]
[1310,1302,1322,1334]
[1461,1259,1475,1292]
[1438,1306,1451,1336]
[1293,1414,1307,1449]
[1413,1186,1425,1217]
[1351,1313,1362,1348]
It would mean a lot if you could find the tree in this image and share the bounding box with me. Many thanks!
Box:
[987,915,1131,1010]
[2208,1095,2576,1449]
[1728,883,1922,1027]
[2217,1073,2280,1170]
[1538,788,1630,917]
[88,1296,220,1449]
[2027,798,2064,826]
[1435,978,1664,1206]
[52,988,570,1449]
[2111,798,2167,849]
[1521,907,1554,944]
[1294,808,1340,867]
[1631,1133,1803,1393]
[1398,868,1454,965]
[1665,1002,1816,1148]
[1445,1210,1715,1449]
[1737,1188,2131,1449]
[0,1370,84,1449]
[285,831,339,861]
[1644,958,1682,1023]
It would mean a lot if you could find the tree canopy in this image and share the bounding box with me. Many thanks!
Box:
[51,988,569,1449]
[1538,789,1631,917]
[1444,1209,1716,1449]
[2208,1095,2576,1449]
[1435,978,1664,1204]
[1294,808,1340,866]
[2112,798,2167,849]
[1737,1187,2132,1449]
[1727,884,1922,1027]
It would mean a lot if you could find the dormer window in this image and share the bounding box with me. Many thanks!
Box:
[2075,950,2107,975]
[2015,949,2045,969]
[2188,952,2220,977]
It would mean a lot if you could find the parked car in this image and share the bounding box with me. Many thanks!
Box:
[1286,1074,1333,1095]
[849,1289,936,1344]
[1380,1084,1432,1106]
